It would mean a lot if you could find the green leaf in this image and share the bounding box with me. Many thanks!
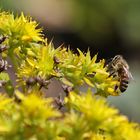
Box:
[0,72,10,81]
[4,80,14,96]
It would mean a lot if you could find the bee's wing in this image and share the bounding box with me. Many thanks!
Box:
[123,66,134,81]
[128,71,134,81]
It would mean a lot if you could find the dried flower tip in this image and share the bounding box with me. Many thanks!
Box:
[13,93,22,103]
[62,84,73,96]
[86,72,96,78]
[26,77,37,86]
[54,95,64,110]
[0,59,10,72]
[0,45,9,53]
[53,56,60,64]
[36,76,50,89]
[0,35,8,44]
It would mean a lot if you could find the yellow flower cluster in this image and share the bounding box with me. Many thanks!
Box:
[0,92,139,140]
[0,10,139,140]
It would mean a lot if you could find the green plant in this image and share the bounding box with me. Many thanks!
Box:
[0,10,139,140]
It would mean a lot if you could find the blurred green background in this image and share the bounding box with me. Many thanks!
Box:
[0,0,140,122]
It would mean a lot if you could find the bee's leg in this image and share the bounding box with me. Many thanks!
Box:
[108,71,116,78]
[114,78,121,92]
[115,85,119,91]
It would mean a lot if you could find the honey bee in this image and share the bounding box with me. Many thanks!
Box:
[106,55,133,92]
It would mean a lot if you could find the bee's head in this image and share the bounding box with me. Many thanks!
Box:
[114,55,129,69]
[113,55,123,61]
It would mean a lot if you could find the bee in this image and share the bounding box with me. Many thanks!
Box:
[106,55,133,92]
